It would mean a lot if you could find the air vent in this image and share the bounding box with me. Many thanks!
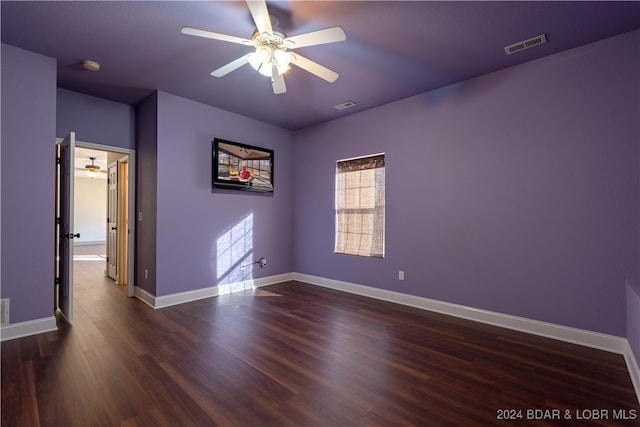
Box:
[333,101,357,111]
[504,34,547,55]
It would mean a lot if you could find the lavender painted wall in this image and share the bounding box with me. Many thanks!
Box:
[152,92,293,297]
[293,31,640,337]
[135,93,158,295]
[56,88,135,149]
[1,44,57,323]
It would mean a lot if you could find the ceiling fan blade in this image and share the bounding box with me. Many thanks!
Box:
[75,167,107,173]
[285,26,346,49]
[211,53,252,77]
[289,53,339,83]
[271,66,287,94]
[246,0,272,35]
[181,26,253,46]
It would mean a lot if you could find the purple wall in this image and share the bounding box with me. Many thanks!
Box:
[56,88,135,149]
[135,93,158,295]
[1,44,57,323]
[152,92,294,297]
[293,31,640,337]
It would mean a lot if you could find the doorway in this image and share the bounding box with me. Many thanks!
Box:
[76,147,129,281]
[55,135,136,321]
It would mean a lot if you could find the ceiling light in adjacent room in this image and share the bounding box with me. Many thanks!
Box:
[85,157,101,178]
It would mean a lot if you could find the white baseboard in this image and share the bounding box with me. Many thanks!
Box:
[1,274,634,403]
[293,272,640,404]
[137,272,639,405]
[0,316,57,342]
[134,286,156,308]
[294,273,629,353]
[621,341,640,404]
[134,273,295,309]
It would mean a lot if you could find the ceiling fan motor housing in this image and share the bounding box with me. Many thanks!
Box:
[249,30,291,76]
[84,156,100,171]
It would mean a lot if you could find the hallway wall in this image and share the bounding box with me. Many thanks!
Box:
[1,44,57,323]
[74,176,107,245]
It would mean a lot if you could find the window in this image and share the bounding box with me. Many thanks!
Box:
[335,153,385,258]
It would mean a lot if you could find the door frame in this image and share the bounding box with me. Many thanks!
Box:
[116,156,130,287]
[57,138,136,298]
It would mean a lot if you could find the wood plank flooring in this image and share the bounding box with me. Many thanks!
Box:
[2,251,639,426]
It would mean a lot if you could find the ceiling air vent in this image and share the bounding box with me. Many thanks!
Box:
[504,34,547,55]
[333,101,357,111]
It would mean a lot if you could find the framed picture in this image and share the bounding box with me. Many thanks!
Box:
[212,138,274,192]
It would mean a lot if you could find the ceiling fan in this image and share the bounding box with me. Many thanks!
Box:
[181,0,346,94]
[76,157,107,178]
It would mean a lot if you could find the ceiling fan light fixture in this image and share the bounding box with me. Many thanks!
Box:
[84,157,101,178]
[247,51,260,69]
[255,60,274,77]
[249,46,274,77]
[259,66,272,77]
[247,57,269,77]
[274,49,291,74]
[256,45,271,63]
[249,45,290,77]
[85,168,100,179]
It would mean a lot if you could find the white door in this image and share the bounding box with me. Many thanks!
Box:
[107,161,118,281]
[56,132,76,321]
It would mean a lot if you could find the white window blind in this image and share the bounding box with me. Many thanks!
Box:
[335,154,385,258]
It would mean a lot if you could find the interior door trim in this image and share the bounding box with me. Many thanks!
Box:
[57,138,137,298]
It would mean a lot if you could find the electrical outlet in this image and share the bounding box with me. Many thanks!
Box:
[398,271,405,281]
[145,269,149,280]
[0,299,9,325]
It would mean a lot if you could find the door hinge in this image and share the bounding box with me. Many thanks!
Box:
[55,277,61,285]
[56,157,61,165]
[55,217,61,224]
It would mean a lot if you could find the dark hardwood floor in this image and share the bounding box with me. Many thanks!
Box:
[2,250,639,426]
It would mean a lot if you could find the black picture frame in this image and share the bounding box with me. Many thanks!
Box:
[212,138,274,192]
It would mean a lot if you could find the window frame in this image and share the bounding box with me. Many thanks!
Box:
[334,153,385,258]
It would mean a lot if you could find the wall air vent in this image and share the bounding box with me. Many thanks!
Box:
[504,34,547,55]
